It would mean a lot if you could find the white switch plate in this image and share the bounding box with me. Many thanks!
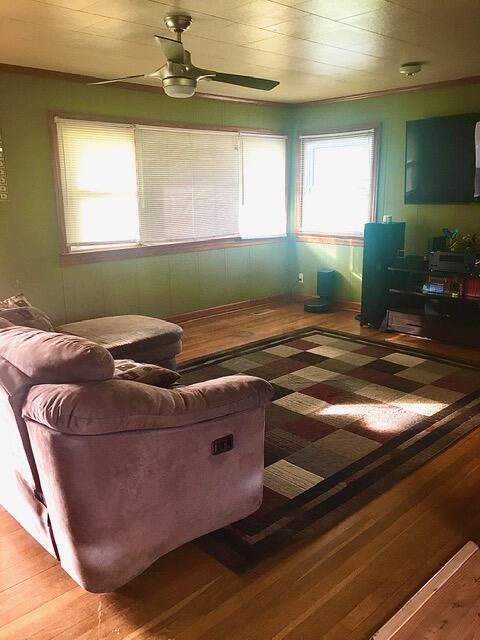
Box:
[298,272,304,283]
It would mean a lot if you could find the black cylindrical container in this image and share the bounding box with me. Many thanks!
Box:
[316,268,336,299]
[304,269,336,313]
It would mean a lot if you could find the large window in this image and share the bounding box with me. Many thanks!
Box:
[298,126,379,242]
[55,117,287,255]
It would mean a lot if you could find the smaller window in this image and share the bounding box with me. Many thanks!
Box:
[298,127,379,240]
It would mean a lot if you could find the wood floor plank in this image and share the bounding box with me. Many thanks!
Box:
[1,302,480,640]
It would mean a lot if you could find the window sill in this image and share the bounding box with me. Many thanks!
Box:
[295,232,364,247]
[60,236,287,265]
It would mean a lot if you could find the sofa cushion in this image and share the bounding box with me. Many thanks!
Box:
[0,326,114,396]
[0,306,54,332]
[23,375,274,435]
[114,343,181,370]
[113,359,180,388]
[57,315,184,358]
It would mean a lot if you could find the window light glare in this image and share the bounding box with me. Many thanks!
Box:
[55,119,287,251]
[300,130,377,237]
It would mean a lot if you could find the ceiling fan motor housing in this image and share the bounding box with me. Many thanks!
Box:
[164,14,193,36]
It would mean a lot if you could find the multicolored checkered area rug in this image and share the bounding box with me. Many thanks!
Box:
[180,327,480,571]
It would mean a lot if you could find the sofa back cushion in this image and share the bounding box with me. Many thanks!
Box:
[0,326,114,396]
[0,306,54,332]
[0,294,54,331]
[113,359,180,388]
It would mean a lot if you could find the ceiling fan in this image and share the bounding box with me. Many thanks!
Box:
[89,13,279,98]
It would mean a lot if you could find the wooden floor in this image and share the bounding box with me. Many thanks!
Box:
[2,301,480,640]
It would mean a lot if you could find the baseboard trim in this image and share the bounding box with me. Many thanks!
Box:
[337,300,361,312]
[167,294,292,324]
[290,293,309,303]
[167,294,360,324]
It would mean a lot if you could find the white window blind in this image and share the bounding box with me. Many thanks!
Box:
[55,118,287,252]
[56,119,139,248]
[299,129,377,236]
[136,127,240,244]
[240,134,287,238]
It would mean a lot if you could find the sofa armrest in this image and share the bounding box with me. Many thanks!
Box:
[23,375,274,435]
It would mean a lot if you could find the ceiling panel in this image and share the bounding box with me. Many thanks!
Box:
[33,0,101,9]
[84,17,162,44]
[267,14,343,38]
[0,0,478,102]
[206,1,306,28]
[0,0,105,28]
[388,0,480,23]
[296,0,388,21]
[340,3,444,43]
[204,23,278,46]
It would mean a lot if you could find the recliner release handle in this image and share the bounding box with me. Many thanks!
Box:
[211,434,234,455]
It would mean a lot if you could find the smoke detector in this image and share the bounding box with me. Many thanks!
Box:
[399,63,422,77]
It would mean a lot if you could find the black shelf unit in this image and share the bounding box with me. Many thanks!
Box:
[389,288,480,303]
[387,266,428,275]
[385,262,480,347]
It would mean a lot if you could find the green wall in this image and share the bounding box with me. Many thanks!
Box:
[291,82,480,303]
[0,71,291,324]
[2,70,480,319]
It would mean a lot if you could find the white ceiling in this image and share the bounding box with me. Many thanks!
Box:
[0,0,479,103]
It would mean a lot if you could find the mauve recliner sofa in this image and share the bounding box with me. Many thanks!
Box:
[0,325,273,592]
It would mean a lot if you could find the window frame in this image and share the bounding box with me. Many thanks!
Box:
[295,123,381,247]
[49,111,288,265]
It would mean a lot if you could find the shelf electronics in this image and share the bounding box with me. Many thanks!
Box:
[428,251,476,274]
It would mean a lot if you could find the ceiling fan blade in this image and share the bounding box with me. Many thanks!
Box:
[209,72,279,91]
[88,74,146,85]
[154,35,185,63]
[188,66,216,81]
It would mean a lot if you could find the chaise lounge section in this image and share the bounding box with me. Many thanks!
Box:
[0,295,184,369]
[57,314,183,369]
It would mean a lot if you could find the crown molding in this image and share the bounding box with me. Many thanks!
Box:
[0,63,290,107]
[0,63,479,108]
[300,74,480,107]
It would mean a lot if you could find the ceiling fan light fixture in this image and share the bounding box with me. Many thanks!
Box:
[163,76,196,98]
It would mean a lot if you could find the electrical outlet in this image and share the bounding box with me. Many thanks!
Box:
[298,272,304,284]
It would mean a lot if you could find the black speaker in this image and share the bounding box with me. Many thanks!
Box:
[304,269,336,313]
[360,222,405,328]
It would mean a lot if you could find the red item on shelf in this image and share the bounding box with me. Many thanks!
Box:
[464,277,480,298]
[428,275,464,296]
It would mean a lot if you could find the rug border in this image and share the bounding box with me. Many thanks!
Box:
[180,326,480,373]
